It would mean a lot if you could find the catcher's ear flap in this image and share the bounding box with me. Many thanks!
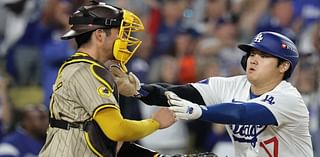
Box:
[241,54,249,71]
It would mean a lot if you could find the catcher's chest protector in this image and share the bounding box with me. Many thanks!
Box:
[54,53,120,157]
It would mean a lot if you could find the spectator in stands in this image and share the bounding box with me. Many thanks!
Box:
[0,73,11,141]
[196,14,243,76]
[293,0,320,31]
[40,0,75,108]
[148,0,188,60]
[0,104,48,157]
[256,0,297,41]
[295,56,320,157]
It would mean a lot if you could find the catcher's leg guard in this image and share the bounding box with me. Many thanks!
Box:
[117,142,160,157]
[117,142,218,157]
[164,152,218,157]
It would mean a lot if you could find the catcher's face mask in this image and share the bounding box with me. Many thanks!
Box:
[113,9,144,70]
[61,1,144,71]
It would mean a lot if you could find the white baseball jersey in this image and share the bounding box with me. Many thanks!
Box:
[191,75,313,157]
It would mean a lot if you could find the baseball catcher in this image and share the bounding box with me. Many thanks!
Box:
[40,1,176,157]
[39,1,218,157]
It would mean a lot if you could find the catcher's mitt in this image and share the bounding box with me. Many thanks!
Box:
[162,152,218,157]
[104,60,140,97]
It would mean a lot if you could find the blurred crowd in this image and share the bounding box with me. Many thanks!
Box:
[0,0,319,156]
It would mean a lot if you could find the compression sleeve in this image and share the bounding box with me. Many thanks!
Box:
[168,85,205,105]
[139,84,204,106]
[138,84,168,106]
[200,102,278,125]
[93,107,160,141]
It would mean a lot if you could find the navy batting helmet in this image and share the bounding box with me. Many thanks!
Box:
[238,31,299,79]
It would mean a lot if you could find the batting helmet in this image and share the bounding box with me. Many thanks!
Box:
[61,1,144,70]
[238,31,299,79]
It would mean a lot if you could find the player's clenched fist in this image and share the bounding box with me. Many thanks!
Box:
[152,107,176,129]
[165,91,205,120]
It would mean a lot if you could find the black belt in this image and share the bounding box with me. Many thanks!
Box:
[49,118,87,130]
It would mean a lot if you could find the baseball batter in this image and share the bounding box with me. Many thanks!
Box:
[39,1,176,157]
[139,32,313,157]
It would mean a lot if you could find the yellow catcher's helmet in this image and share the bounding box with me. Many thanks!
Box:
[61,1,144,69]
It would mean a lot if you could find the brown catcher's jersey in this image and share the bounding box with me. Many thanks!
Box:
[39,52,119,157]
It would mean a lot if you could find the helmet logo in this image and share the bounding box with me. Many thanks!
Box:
[254,33,263,42]
[281,41,296,52]
[105,19,117,26]
[281,43,287,49]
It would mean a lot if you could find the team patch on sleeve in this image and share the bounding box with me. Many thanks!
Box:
[97,86,112,98]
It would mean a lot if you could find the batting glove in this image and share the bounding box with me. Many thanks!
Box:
[165,91,206,120]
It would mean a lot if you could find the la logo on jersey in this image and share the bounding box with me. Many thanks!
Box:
[230,124,267,147]
[254,33,263,42]
[230,99,268,147]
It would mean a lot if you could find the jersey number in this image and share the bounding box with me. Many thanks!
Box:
[259,136,278,157]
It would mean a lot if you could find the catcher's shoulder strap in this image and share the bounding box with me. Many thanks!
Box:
[58,52,119,101]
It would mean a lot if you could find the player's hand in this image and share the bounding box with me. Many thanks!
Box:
[104,60,140,97]
[152,107,176,129]
[165,91,203,120]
